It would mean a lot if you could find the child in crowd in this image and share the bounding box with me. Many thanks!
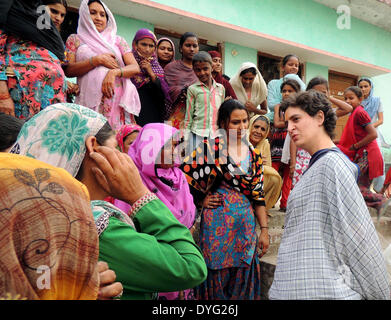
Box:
[116,124,142,154]
[338,86,386,216]
[266,54,306,123]
[183,51,225,148]
[292,76,353,187]
[270,78,301,211]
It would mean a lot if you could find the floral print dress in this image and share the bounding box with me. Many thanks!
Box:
[0,30,66,119]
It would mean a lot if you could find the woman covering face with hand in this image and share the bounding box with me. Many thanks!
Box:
[131,29,172,126]
[10,103,207,300]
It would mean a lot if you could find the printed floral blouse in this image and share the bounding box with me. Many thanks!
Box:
[0,29,66,119]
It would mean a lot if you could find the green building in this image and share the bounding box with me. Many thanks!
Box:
[67,0,391,161]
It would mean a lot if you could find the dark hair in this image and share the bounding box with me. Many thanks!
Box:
[179,32,198,49]
[280,90,337,138]
[75,121,114,180]
[42,0,68,8]
[95,121,115,146]
[357,78,372,87]
[306,76,329,91]
[280,79,301,93]
[345,86,363,99]
[88,0,108,21]
[240,67,257,77]
[282,54,299,67]
[0,113,24,152]
[192,51,212,66]
[222,74,230,81]
[217,99,249,129]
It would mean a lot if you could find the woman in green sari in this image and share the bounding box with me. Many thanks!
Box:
[11,102,207,300]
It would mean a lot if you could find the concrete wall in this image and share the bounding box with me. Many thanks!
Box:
[223,42,258,78]
[152,0,391,70]
[114,14,154,47]
[112,2,391,144]
[305,62,329,86]
[373,73,391,144]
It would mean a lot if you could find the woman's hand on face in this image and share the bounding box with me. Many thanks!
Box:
[97,261,123,300]
[96,53,120,69]
[89,146,150,205]
[258,231,269,258]
[101,70,116,98]
[139,60,155,79]
[0,97,15,116]
[202,192,224,209]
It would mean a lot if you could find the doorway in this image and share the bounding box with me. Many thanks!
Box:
[328,71,358,141]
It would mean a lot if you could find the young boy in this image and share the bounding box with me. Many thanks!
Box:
[184,51,225,148]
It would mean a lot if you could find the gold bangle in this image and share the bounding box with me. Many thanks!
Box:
[89,57,95,67]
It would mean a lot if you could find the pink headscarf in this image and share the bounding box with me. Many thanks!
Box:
[114,123,196,229]
[115,124,142,152]
[75,0,141,117]
[131,29,171,103]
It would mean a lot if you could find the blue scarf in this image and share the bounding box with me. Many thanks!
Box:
[360,78,380,120]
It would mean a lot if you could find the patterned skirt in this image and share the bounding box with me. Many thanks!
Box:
[194,255,261,300]
[194,182,261,300]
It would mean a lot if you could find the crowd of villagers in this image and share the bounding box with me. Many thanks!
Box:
[0,0,390,300]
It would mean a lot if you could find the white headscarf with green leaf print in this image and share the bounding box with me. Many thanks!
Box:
[10,103,108,177]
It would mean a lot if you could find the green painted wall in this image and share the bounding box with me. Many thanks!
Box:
[152,0,391,70]
[305,62,329,85]
[372,73,391,144]
[223,42,258,78]
[111,4,391,149]
[114,14,154,47]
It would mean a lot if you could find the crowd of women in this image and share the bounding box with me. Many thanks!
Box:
[0,0,390,300]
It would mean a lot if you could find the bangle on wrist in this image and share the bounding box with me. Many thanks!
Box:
[89,57,95,67]
[260,226,268,229]
[120,68,123,78]
[0,92,11,100]
[127,192,158,219]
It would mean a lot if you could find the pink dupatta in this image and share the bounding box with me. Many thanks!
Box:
[114,123,196,229]
[75,0,140,120]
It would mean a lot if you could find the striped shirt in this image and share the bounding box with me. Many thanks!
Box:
[269,149,390,300]
[184,80,225,138]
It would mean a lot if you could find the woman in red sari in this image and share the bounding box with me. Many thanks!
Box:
[337,86,386,215]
